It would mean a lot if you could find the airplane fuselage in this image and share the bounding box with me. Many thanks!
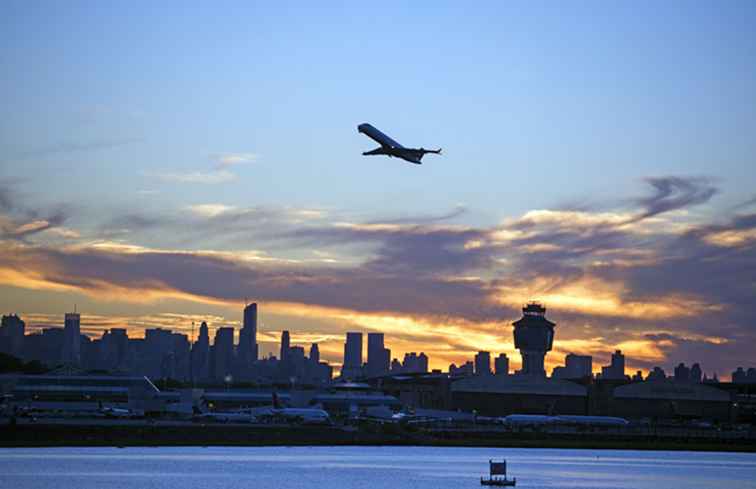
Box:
[358,123,440,165]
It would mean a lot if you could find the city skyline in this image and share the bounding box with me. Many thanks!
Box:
[2,3,756,380]
[1,303,749,383]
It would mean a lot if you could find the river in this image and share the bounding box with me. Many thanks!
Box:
[1,446,755,489]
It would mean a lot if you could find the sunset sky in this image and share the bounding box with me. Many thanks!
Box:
[2,2,755,378]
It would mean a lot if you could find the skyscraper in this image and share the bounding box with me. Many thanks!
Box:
[512,303,555,377]
[474,351,491,375]
[674,362,691,382]
[191,321,210,381]
[280,330,291,362]
[238,302,258,364]
[367,332,390,377]
[212,327,235,381]
[494,353,509,376]
[62,312,81,366]
[342,332,363,378]
[601,350,626,380]
[0,314,25,357]
[690,363,702,383]
[309,343,320,364]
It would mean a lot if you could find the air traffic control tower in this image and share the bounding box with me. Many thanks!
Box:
[512,303,555,377]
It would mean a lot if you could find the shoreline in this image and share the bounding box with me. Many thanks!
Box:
[2,422,754,453]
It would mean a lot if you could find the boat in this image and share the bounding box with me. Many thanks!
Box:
[480,459,516,486]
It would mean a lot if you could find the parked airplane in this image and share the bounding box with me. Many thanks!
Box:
[358,123,441,165]
[192,393,331,425]
[193,406,257,423]
[98,402,134,418]
[253,392,331,425]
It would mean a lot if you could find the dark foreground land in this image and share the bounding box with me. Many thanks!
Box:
[2,418,755,452]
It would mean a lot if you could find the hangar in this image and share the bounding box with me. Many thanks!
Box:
[451,375,587,416]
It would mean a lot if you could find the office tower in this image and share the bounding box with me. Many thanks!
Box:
[690,363,702,383]
[342,332,362,378]
[450,361,474,376]
[418,352,428,373]
[494,353,509,376]
[192,321,210,381]
[601,350,626,380]
[101,328,130,371]
[61,312,81,366]
[172,332,190,381]
[674,362,690,382]
[732,367,747,383]
[0,314,25,357]
[568,354,592,378]
[212,327,235,380]
[474,351,492,376]
[309,343,320,364]
[401,352,429,374]
[280,330,291,362]
[647,366,667,381]
[391,358,402,373]
[512,303,555,377]
[144,328,174,379]
[239,302,258,364]
[367,333,390,377]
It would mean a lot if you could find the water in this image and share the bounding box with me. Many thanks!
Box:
[1,446,755,489]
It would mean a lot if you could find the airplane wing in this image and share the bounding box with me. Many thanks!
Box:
[358,123,404,149]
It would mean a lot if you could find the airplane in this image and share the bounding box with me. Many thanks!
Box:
[192,406,257,423]
[98,402,134,418]
[358,123,441,165]
[192,393,331,425]
[253,406,331,425]
[252,392,331,425]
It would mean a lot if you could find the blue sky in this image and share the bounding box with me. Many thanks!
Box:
[1,2,755,376]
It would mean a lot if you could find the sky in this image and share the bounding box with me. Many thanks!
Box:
[1,1,755,378]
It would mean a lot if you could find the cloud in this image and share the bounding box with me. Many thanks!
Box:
[187,204,237,218]
[147,169,236,184]
[145,151,257,185]
[2,175,755,377]
[213,153,258,168]
[632,176,718,222]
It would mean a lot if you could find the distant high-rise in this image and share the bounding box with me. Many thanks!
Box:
[238,302,258,364]
[474,351,491,376]
[191,321,210,381]
[732,367,750,383]
[418,352,429,373]
[280,330,291,362]
[553,353,593,379]
[309,343,320,364]
[212,327,235,380]
[0,314,25,357]
[367,333,390,377]
[101,328,130,371]
[647,366,667,381]
[61,312,81,366]
[401,352,428,374]
[674,362,690,382]
[690,363,702,383]
[342,332,362,378]
[450,361,474,376]
[512,303,555,377]
[601,350,626,380]
[494,353,509,376]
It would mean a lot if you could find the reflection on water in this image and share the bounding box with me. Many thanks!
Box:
[1,446,755,489]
